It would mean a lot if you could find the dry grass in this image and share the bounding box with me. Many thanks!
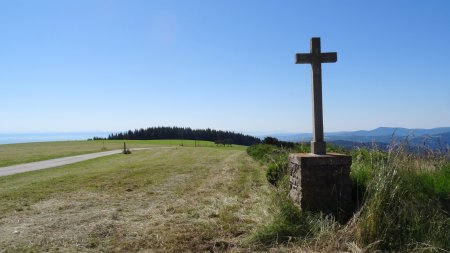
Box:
[0,147,272,252]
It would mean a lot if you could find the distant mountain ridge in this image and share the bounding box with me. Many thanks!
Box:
[269,127,450,150]
[328,127,450,137]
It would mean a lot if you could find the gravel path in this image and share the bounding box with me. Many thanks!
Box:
[0,148,154,177]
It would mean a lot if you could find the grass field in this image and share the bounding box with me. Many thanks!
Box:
[0,140,246,167]
[0,146,271,252]
[5,142,446,252]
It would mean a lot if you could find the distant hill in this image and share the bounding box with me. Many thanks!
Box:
[328,140,390,150]
[328,127,450,138]
[270,127,450,151]
[101,126,261,146]
[408,131,450,150]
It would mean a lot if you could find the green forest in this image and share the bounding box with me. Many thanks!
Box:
[98,126,261,146]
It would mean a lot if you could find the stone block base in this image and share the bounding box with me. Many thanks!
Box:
[288,153,352,220]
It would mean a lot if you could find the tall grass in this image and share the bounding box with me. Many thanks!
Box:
[247,143,450,252]
[250,177,337,247]
[354,146,450,251]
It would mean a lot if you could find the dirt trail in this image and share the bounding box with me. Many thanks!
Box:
[0,148,157,177]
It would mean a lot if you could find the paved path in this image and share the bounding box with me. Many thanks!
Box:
[0,148,154,177]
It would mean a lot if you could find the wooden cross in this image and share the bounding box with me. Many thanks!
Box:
[296,37,337,155]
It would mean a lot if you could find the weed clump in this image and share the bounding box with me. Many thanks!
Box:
[265,163,282,186]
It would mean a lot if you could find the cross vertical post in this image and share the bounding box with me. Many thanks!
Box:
[296,37,337,155]
[290,38,351,221]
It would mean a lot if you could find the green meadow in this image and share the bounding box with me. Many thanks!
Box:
[0,146,269,252]
[0,140,246,167]
[1,141,449,252]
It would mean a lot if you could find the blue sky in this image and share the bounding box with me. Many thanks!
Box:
[1,0,449,134]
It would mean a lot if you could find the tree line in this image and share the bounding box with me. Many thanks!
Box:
[97,126,262,146]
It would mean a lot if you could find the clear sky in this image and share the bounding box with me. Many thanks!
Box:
[1,0,449,134]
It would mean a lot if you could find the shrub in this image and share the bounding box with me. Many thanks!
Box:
[266,162,281,186]
[247,144,289,185]
[246,144,278,163]
[262,136,295,148]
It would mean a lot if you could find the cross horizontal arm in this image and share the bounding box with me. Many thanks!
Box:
[296,52,337,64]
[320,52,337,63]
[296,53,312,64]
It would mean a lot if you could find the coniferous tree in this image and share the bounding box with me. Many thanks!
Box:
[103,126,261,146]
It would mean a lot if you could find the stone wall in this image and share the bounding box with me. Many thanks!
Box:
[289,153,352,220]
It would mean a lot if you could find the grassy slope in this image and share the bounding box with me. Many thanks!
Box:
[0,147,270,252]
[0,140,246,167]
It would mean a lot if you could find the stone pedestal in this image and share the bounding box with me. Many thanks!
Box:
[288,153,352,220]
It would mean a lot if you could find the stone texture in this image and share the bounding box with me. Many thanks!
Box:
[288,153,352,220]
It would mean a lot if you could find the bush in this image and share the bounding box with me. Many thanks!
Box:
[262,136,295,148]
[266,162,282,186]
[247,144,289,185]
[246,144,278,163]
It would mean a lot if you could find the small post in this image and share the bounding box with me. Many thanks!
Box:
[181,130,184,146]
